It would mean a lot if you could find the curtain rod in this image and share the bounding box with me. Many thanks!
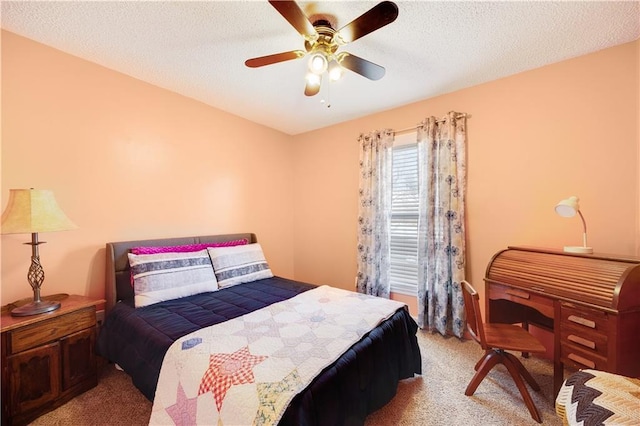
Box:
[393,113,471,136]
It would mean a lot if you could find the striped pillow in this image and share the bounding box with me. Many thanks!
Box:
[128,239,248,287]
[207,243,273,288]
[129,249,217,307]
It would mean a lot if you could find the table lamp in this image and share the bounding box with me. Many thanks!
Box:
[1,189,77,316]
[555,196,593,254]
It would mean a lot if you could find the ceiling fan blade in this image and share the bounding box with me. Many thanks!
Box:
[245,50,305,68]
[340,53,385,81]
[337,1,399,44]
[268,0,317,40]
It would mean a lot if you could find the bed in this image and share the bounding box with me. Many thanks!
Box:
[96,233,422,425]
[555,369,640,425]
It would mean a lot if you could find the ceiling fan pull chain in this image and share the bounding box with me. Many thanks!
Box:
[320,79,332,108]
[326,80,331,108]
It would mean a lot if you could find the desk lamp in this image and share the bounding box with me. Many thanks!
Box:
[555,196,593,254]
[1,189,77,316]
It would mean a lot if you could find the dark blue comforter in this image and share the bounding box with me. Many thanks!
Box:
[96,276,421,425]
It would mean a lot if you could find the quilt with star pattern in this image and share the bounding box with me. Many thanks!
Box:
[149,285,408,426]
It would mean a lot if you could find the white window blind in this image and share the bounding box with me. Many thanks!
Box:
[390,143,419,296]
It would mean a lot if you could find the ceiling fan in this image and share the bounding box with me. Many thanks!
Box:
[245,1,399,97]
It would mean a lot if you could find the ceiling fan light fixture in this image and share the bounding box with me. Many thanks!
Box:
[305,72,321,87]
[247,1,399,97]
[328,60,343,81]
[308,52,328,74]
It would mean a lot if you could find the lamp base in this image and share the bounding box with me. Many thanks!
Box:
[563,246,594,254]
[10,300,61,317]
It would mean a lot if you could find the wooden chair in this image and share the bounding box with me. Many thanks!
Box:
[462,280,546,423]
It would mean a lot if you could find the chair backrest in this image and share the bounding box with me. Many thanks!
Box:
[462,280,487,350]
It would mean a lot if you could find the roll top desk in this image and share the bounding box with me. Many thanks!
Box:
[485,246,640,396]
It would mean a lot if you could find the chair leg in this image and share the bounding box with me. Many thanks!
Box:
[502,353,542,423]
[473,352,487,371]
[504,351,540,391]
[521,321,530,358]
[465,350,501,396]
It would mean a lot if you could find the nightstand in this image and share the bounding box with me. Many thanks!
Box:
[0,294,104,426]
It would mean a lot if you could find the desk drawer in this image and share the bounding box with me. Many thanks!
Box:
[488,283,554,318]
[560,323,608,358]
[561,343,608,371]
[560,303,610,334]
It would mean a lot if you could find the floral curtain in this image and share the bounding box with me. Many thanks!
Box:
[417,112,467,337]
[356,129,394,297]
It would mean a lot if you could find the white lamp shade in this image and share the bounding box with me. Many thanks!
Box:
[1,189,77,234]
[554,195,592,254]
[555,196,580,218]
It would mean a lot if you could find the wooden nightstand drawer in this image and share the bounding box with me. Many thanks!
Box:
[8,307,96,354]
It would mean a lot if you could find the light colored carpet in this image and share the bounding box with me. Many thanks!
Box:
[366,330,561,425]
[31,330,561,425]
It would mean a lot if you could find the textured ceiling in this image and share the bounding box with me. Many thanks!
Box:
[2,1,639,135]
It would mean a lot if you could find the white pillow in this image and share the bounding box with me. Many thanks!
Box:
[128,249,218,307]
[207,243,273,288]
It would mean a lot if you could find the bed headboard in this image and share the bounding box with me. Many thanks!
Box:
[105,233,257,312]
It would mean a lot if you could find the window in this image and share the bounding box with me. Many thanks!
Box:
[390,141,419,296]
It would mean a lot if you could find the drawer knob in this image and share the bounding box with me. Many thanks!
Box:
[567,315,596,329]
[567,353,596,369]
[567,334,596,349]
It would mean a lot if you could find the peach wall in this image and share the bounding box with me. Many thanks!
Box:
[1,31,295,304]
[292,40,640,316]
[2,30,638,319]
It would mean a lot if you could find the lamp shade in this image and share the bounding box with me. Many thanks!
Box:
[1,189,77,234]
[555,196,580,218]
[554,195,592,254]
